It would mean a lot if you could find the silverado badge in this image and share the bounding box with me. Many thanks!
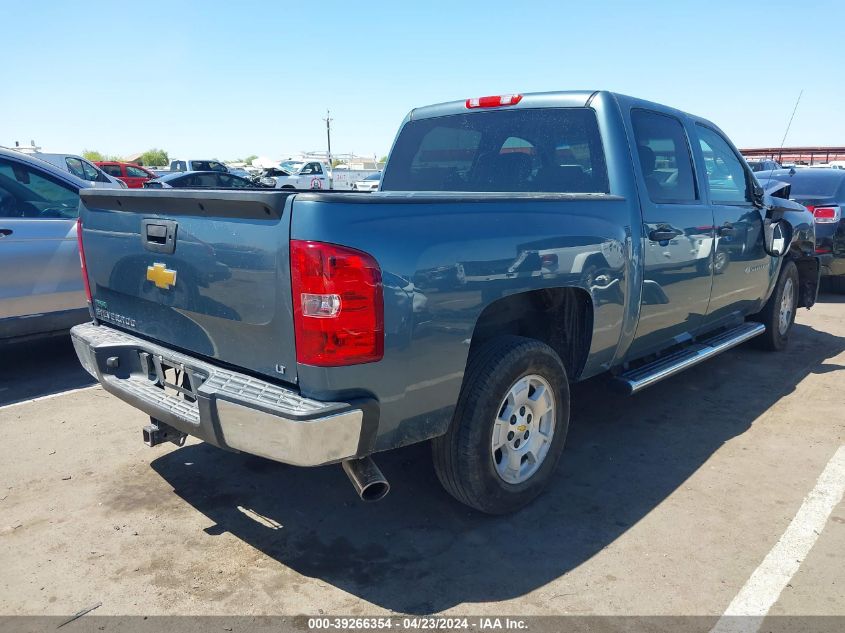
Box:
[146,263,177,290]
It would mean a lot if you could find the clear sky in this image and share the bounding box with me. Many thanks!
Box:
[3,0,843,161]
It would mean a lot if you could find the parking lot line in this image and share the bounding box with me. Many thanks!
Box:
[710,445,845,633]
[0,384,99,411]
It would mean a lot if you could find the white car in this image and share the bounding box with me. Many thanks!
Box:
[32,153,126,189]
[263,160,331,189]
[351,172,381,191]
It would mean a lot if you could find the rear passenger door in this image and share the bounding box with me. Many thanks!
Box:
[100,164,123,181]
[694,125,768,327]
[626,109,715,359]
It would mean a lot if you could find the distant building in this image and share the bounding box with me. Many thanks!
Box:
[741,147,845,166]
[123,152,145,164]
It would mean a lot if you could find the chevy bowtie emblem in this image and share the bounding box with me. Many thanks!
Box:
[146,263,177,290]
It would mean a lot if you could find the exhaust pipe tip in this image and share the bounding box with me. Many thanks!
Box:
[359,479,390,502]
[342,457,390,502]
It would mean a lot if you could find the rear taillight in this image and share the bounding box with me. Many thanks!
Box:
[465,94,523,109]
[290,240,383,366]
[807,205,841,224]
[76,218,92,303]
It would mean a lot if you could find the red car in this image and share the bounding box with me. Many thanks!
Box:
[95,161,157,189]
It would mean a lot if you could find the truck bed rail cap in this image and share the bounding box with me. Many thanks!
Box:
[79,188,289,219]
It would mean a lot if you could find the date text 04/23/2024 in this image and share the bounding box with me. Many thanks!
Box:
[306,617,528,630]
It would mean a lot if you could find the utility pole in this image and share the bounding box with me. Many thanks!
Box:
[324,109,333,166]
[323,109,333,188]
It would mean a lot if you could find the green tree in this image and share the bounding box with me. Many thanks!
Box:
[378,156,388,164]
[243,154,258,165]
[139,148,169,167]
[82,150,105,162]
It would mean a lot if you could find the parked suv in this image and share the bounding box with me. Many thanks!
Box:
[0,148,91,341]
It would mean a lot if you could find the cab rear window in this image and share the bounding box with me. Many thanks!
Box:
[381,108,608,193]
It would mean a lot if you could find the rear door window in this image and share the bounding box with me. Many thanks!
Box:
[81,160,109,183]
[382,108,608,193]
[631,109,698,204]
[198,173,220,186]
[100,164,123,177]
[65,157,87,179]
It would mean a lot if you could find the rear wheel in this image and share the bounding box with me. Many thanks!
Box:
[752,260,799,351]
[432,336,570,514]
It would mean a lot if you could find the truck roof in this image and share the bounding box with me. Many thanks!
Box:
[408,90,594,121]
[405,89,722,142]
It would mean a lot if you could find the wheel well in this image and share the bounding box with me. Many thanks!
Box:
[469,288,593,380]
[790,254,820,308]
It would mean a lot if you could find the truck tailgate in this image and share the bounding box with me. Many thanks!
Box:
[79,189,298,384]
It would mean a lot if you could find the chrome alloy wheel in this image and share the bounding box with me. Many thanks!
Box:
[491,374,556,485]
[778,276,795,336]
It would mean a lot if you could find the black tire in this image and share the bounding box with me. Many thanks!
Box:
[752,260,799,351]
[431,336,570,514]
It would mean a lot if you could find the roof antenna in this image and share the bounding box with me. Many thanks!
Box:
[779,89,803,157]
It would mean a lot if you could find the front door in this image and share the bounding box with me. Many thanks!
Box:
[626,108,715,359]
[694,124,769,327]
[124,165,152,189]
[0,157,84,335]
[299,162,327,189]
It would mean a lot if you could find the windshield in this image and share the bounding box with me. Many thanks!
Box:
[281,161,304,173]
[365,173,381,181]
[381,108,608,193]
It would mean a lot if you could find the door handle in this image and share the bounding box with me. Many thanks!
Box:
[718,224,737,237]
[648,227,682,241]
[0,229,12,238]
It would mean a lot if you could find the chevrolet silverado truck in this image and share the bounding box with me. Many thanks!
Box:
[70,91,818,514]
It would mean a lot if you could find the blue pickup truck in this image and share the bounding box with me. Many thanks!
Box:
[71,91,818,514]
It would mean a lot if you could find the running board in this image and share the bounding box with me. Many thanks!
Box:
[613,322,766,395]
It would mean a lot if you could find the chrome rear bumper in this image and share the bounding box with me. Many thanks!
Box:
[70,322,364,466]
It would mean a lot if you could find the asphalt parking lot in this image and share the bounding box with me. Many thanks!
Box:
[0,298,843,620]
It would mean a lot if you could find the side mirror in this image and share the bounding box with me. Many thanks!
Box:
[763,219,791,257]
